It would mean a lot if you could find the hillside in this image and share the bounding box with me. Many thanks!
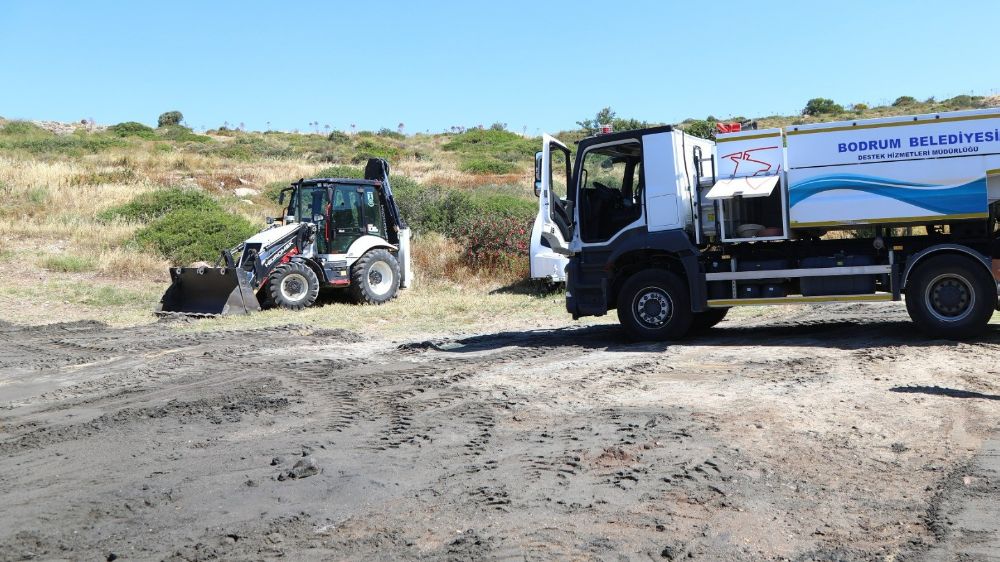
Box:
[0,93,996,327]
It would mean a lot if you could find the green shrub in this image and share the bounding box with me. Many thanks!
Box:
[459,157,517,175]
[99,188,220,223]
[943,95,985,109]
[852,103,869,112]
[376,127,405,140]
[449,214,531,279]
[393,183,535,236]
[212,135,291,160]
[158,125,211,143]
[135,208,258,264]
[158,111,183,127]
[108,121,156,138]
[0,133,123,155]
[327,130,350,144]
[0,120,48,136]
[442,128,537,161]
[893,96,917,107]
[802,98,844,116]
[42,254,94,272]
[351,138,400,163]
[681,119,717,140]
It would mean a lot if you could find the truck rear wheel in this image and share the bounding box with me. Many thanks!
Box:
[905,254,995,339]
[268,261,320,310]
[349,249,400,305]
[617,269,692,341]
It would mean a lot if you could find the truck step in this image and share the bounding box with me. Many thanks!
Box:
[707,292,894,307]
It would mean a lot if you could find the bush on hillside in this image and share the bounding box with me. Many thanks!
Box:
[327,130,350,144]
[682,119,717,140]
[108,121,156,138]
[212,135,292,160]
[0,120,49,136]
[442,128,537,161]
[351,138,400,163]
[802,98,844,116]
[0,132,123,155]
[135,207,258,265]
[459,157,517,175]
[852,103,869,112]
[392,184,536,236]
[98,188,220,222]
[158,111,184,127]
[449,214,530,279]
[159,125,211,143]
[943,95,985,108]
[893,96,917,107]
[376,127,405,140]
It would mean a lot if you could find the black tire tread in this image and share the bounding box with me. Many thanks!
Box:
[348,249,400,305]
[904,254,995,339]
[267,261,320,310]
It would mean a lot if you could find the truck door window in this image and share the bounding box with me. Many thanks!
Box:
[578,141,643,243]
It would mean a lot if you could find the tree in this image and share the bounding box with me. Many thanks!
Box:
[682,119,717,140]
[158,110,183,127]
[576,107,653,134]
[802,98,843,116]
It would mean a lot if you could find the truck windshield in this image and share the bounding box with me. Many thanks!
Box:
[578,141,643,242]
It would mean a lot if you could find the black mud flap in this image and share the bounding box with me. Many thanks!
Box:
[156,267,262,316]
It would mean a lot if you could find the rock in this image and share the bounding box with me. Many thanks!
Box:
[244,479,258,487]
[287,456,320,479]
[233,187,259,198]
[270,456,284,466]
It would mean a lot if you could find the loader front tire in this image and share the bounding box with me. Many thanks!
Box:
[268,261,320,310]
[349,249,400,305]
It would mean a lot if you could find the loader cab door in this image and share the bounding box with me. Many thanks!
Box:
[535,134,573,255]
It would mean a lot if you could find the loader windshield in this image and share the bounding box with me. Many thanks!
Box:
[292,182,385,254]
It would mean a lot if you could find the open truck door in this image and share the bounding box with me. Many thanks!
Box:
[535,134,574,256]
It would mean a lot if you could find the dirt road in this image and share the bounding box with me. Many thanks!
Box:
[1,303,998,561]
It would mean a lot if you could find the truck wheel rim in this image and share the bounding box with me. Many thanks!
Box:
[280,273,308,302]
[634,287,672,328]
[368,262,393,296]
[924,273,975,322]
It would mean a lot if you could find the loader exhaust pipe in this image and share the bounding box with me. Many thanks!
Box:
[156,266,262,316]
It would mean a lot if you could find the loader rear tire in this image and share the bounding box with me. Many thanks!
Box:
[349,249,400,305]
[268,261,319,310]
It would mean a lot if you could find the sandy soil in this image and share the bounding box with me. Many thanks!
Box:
[1,303,998,561]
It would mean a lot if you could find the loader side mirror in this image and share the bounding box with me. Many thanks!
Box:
[265,216,275,225]
[533,151,543,197]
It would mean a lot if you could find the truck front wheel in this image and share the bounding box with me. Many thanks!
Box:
[905,254,995,339]
[617,269,692,341]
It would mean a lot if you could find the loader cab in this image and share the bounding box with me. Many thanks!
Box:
[284,179,386,255]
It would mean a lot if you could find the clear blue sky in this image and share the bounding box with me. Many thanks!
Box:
[1,0,998,134]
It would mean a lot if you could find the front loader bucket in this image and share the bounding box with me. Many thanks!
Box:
[156,267,261,316]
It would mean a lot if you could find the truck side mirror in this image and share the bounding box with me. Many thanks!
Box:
[265,216,275,225]
[533,151,543,197]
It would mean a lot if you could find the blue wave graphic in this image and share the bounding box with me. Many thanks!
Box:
[788,174,987,215]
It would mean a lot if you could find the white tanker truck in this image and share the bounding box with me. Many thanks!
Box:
[533,108,1000,340]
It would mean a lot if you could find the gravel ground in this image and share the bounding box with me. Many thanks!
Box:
[0,302,998,561]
